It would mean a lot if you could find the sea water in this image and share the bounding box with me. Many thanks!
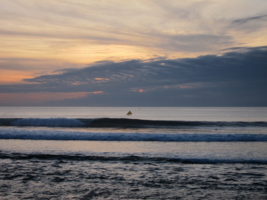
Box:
[0,107,267,199]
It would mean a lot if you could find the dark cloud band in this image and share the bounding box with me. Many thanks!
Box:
[0,46,267,106]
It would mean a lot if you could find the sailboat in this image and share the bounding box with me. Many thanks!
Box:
[126,111,132,115]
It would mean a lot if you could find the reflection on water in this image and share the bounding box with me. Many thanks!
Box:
[1,140,267,161]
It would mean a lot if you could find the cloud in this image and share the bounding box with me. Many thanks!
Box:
[2,0,260,58]
[1,0,267,106]
[232,14,267,25]
[0,91,103,106]
[229,14,267,35]
[0,46,266,106]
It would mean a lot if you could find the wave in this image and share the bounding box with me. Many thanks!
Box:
[0,129,266,142]
[1,152,266,164]
[8,118,85,127]
[0,118,267,128]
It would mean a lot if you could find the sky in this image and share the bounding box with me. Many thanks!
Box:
[0,0,267,106]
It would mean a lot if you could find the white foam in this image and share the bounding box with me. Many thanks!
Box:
[0,128,266,141]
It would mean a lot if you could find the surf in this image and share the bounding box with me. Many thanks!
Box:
[0,118,266,128]
[0,128,266,142]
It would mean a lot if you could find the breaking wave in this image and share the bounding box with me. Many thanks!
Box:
[12,118,85,127]
[0,118,266,128]
[0,128,266,142]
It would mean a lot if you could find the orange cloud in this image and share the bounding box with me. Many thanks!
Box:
[91,91,103,94]
[131,88,145,92]
[0,91,103,105]
[0,70,34,84]
[95,78,109,81]
[72,81,87,85]
[138,89,145,92]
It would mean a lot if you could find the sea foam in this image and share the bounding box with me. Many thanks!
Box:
[0,128,266,142]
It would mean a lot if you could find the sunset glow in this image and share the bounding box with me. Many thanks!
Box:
[0,0,267,106]
[0,92,103,105]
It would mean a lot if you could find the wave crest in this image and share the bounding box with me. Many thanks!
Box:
[0,118,266,128]
[11,118,85,127]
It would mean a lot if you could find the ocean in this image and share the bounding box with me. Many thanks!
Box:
[0,107,267,199]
